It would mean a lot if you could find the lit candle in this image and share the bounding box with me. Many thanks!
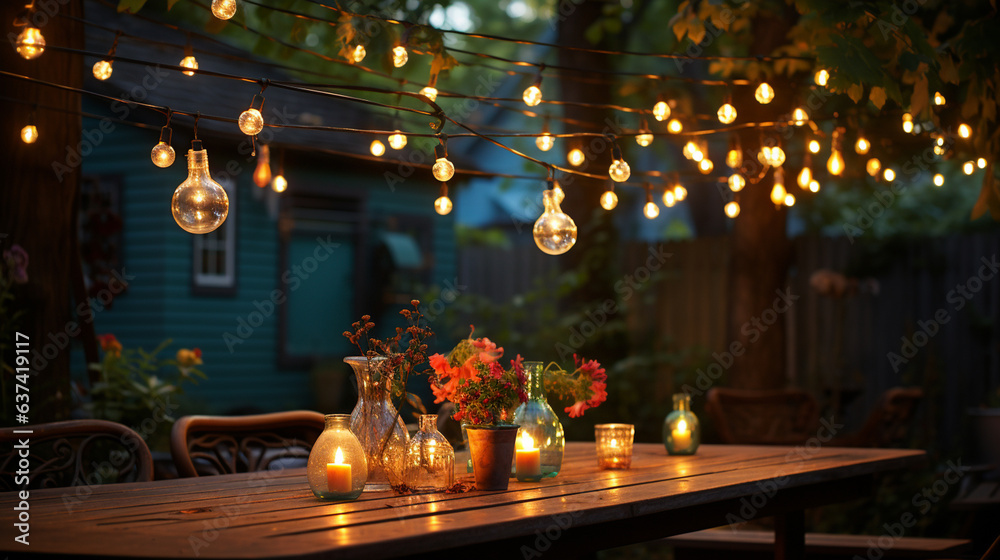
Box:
[326,447,352,493]
[515,432,541,479]
[672,419,692,450]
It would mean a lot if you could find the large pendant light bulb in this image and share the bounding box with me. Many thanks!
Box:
[432,142,455,182]
[434,183,453,215]
[15,27,45,59]
[172,141,229,234]
[533,183,577,255]
[211,0,237,20]
[392,45,408,68]
[253,144,271,187]
[755,82,775,104]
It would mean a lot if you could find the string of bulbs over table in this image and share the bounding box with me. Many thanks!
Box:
[9,0,990,256]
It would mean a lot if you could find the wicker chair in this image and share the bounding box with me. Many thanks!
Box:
[706,387,821,445]
[829,387,924,447]
[170,410,326,477]
[0,419,153,490]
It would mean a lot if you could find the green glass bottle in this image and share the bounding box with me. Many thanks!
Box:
[663,393,700,455]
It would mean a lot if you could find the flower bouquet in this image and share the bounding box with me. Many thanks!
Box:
[540,354,608,418]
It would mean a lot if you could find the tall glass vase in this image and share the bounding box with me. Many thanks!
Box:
[512,361,565,479]
[345,356,409,492]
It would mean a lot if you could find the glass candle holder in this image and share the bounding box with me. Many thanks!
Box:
[512,361,565,481]
[663,393,700,455]
[306,414,367,501]
[403,415,455,492]
[595,423,634,470]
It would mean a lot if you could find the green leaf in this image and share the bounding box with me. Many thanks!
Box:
[117,0,146,13]
[847,83,864,103]
[909,72,929,116]
[869,86,887,109]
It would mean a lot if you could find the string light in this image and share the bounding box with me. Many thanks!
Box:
[963,161,975,175]
[643,186,659,219]
[599,184,618,210]
[902,113,914,133]
[536,116,554,151]
[14,19,45,60]
[388,130,407,150]
[784,192,796,207]
[808,139,821,154]
[883,168,895,182]
[933,134,946,156]
[728,173,745,192]
[755,82,775,104]
[93,60,113,81]
[958,123,972,139]
[791,107,808,126]
[667,118,683,134]
[934,91,946,106]
[351,44,366,63]
[533,179,576,255]
[172,138,229,234]
[523,72,543,107]
[866,158,881,177]
[370,139,385,156]
[814,69,829,87]
[567,147,585,166]
[652,96,671,121]
[434,183,453,215]
[20,124,38,144]
[272,174,287,193]
[420,72,438,102]
[683,140,700,161]
[933,173,944,187]
[717,102,737,124]
[238,89,266,137]
[758,145,785,167]
[151,113,175,168]
[253,143,271,187]
[770,167,786,205]
[809,180,820,192]
[608,140,631,182]
[698,158,714,174]
[827,129,844,176]
[211,0,238,20]
[552,181,565,203]
[180,55,199,76]
[662,188,676,208]
[855,133,870,155]
[635,117,653,146]
[432,138,455,182]
[392,45,408,68]
[727,135,742,169]
[977,157,987,169]
[673,183,687,202]
[797,165,812,189]
[724,200,740,218]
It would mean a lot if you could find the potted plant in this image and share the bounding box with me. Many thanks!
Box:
[429,329,527,490]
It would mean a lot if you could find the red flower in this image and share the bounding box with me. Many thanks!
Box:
[565,401,588,418]
[97,334,122,357]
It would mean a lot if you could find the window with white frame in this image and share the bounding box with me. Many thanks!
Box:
[192,176,236,292]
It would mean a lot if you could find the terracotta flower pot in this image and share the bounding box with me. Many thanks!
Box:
[466,425,519,490]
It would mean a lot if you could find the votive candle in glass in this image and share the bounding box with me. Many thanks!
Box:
[595,423,634,470]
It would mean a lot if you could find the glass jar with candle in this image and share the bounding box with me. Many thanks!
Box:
[663,393,700,455]
[595,423,634,469]
[306,414,367,501]
[512,361,565,480]
[403,414,455,492]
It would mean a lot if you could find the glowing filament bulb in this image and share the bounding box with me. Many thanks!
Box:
[567,148,585,167]
[808,139,821,154]
[652,100,670,121]
[533,188,577,255]
[599,188,618,210]
[726,149,742,170]
[392,45,408,67]
[728,174,745,192]
[698,158,714,174]
[667,119,683,134]
[673,184,687,201]
[151,142,175,168]
[784,193,796,207]
[609,159,631,182]
[238,108,264,136]
[934,91,946,106]
[15,27,45,59]
[370,140,385,157]
[388,131,407,150]
[792,107,808,126]
[211,0,237,20]
[253,145,271,187]
[977,157,987,169]
[814,69,829,86]
[855,136,870,155]
[883,168,895,182]
[93,60,113,81]
[351,44,366,63]
[827,149,844,176]
[902,113,914,134]
[272,174,287,193]
[866,158,881,177]
[725,201,740,218]
[683,140,699,160]
[180,56,199,76]
[536,133,554,152]
[172,145,229,234]
[797,166,812,189]
[433,158,455,182]
[809,180,820,192]
[434,195,453,215]
[963,161,975,175]
[755,82,774,104]
[419,86,438,102]
[20,125,38,144]
[770,183,787,205]
[643,201,660,219]
[662,190,676,208]
[717,103,737,124]
[523,84,542,107]
[636,132,653,147]
[958,123,972,139]
[933,173,944,187]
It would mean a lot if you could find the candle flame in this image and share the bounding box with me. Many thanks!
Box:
[520,431,535,450]
[334,447,344,464]
[677,419,688,433]
[610,438,618,448]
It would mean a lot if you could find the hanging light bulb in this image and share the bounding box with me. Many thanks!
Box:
[933,173,944,187]
[523,73,543,107]
[958,123,972,139]
[21,123,38,144]
[636,118,654,147]
[698,158,714,174]
[814,68,829,86]
[211,0,238,20]
[770,167,786,205]
[809,180,820,192]
[902,113,914,134]
[798,166,812,189]
[652,97,671,121]
[883,168,895,182]
[272,174,287,193]
[725,200,740,218]
[934,91,946,106]
[791,107,808,126]
[239,92,265,136]
[667,118,683,134]
[977,157,987,169]
[180,55,199,76]
[151,121,175,168]
[419,86,438,102]
[770,146,786,166]
[662,189,676,208]
[717,102,737,124]
[370,139,386,157]
[963,161,976,175]
[643,187,660,219]
[683,140,699,160]
[808,139,821,154]
[92,60,113,80]
[434,183,453,215]
[755,82,775,104]
[530,131,552,151]
[726,148,742,169]
[432,141,455,182]
[172,140,229,234]
[784,193,796,207]
[728,174,745,192]
[533,182,577,255]
[567,147,585,167]
[827,130,844,176]
[673,183,687,202]
[15,27,45,60]
[609,151,631,182]
[599,185,618,210]
[388,130,407,150]
[392,45,408,68]
[855,134,870,155]
[351,44,366,63]
[252,144,271,187]
[866,158,882,177]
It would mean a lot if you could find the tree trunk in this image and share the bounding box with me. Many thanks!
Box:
[1,0,84,423]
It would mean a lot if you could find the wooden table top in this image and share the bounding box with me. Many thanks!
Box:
[0,443,925,559]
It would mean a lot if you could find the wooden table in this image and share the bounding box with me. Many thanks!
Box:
[0,443,924,559]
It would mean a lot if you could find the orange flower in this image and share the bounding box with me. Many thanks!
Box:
[176,348,203,368]
[97,334,122,357]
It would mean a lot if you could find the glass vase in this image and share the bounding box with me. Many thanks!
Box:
[345,356,409,492]
[403,414,455,492]
[306,414,367,501]
[663,393,700,455]
[512,361,565,480]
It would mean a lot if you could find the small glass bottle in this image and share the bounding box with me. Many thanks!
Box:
[307,414,367,501]
[663,393,700,455]
[512,361,565,480]
[403,414,455,492]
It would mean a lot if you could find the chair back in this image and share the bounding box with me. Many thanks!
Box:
[171,410,325,477]
[833,387,923,447]
[706,387,820,445]
[0,419,153,490]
